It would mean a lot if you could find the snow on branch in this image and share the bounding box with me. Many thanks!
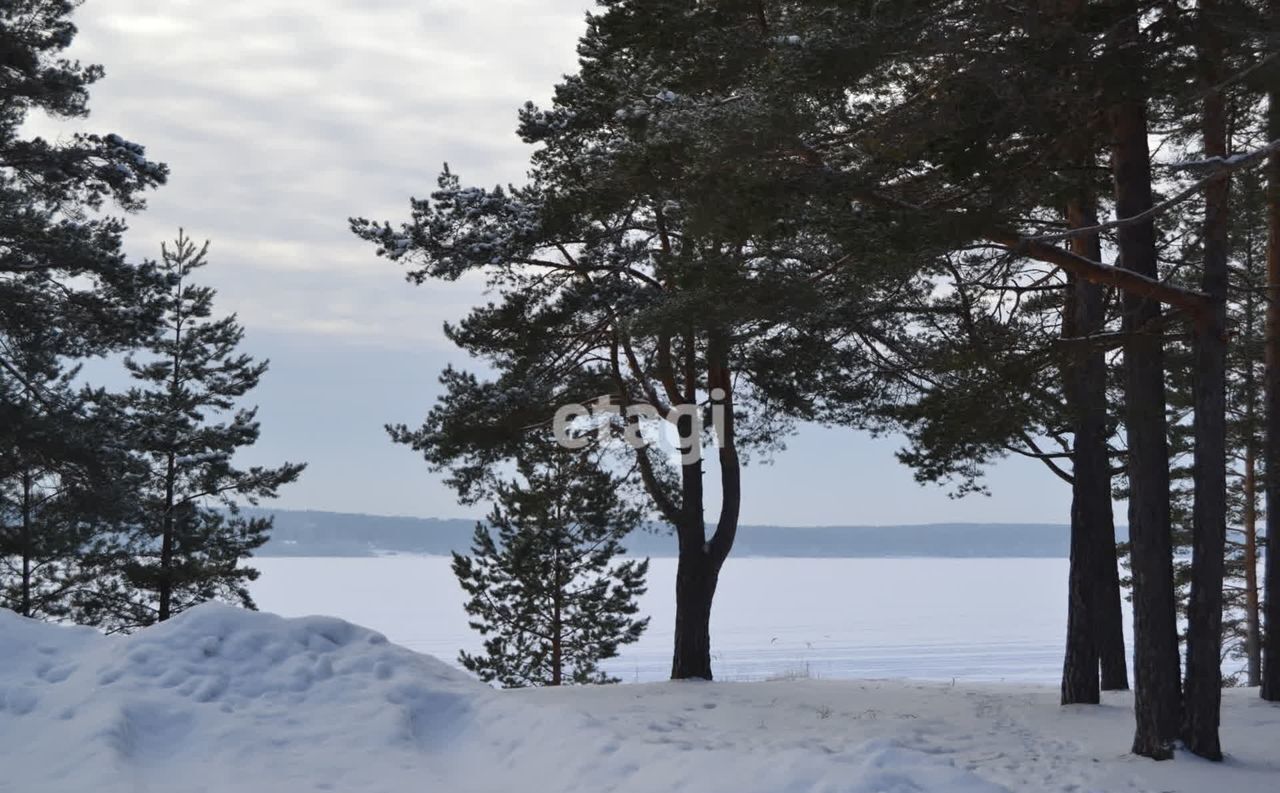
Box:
[1028,138,1280,245]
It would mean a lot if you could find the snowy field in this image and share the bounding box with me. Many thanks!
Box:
[2,604,1277,793]
[250,556,1132,683]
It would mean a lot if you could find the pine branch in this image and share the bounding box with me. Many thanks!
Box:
[1028,139,1280,245]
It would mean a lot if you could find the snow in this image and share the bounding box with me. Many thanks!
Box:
[2,604,1278,793]
[249,556,1133,684]
[174,451,228,466]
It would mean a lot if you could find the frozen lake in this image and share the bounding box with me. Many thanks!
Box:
[250,556,1132,684]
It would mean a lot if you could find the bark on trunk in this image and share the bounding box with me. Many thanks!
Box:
[1065,196,1130,694]
[1242,236,1262,688]
[1182,5,1229,756]
[1063,461,1101,704]
[551,545,563,686]
[670,341,740,680]
[1047,0,1131,689]
[1244,441,1262,688]
[1107,4,1182,757]
[671,547,719,680]
[1096,504,1130,691]
[1262,0,1280,703]
[1062,204,1101,705]
[158,452,176,623]
[20,468,32,618]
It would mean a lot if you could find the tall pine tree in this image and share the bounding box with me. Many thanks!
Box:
[453,443,649,687]
[1,0,169,531]
[0,0,169,378]
[82,232,304,631]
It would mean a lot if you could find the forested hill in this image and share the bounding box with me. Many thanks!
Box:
[251,508,1117,558]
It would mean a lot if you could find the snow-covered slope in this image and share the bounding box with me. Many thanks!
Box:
[1,605,1277,793]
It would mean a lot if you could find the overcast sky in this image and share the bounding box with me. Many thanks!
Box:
[49,0,1084,526]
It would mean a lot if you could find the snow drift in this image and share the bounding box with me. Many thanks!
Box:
[1,605,1277,792]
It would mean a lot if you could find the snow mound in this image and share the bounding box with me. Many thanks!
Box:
[1,605,506,791]
[1,605,1028,792]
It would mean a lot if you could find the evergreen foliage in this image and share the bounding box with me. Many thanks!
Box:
[358,0,1279,758]
[0,0,169,625]
[82,233,304,631]
[0,329,135,621]
[453,443,648,687]
[0,0,169,371]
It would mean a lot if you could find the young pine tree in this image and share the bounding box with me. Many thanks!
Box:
[453,444,649,688]
[86,232,304,631]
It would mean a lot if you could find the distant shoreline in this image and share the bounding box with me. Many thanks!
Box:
[246,507,1125,559]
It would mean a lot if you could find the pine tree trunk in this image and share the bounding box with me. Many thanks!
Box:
[1064,471,1101,704]
[671,547,719,680]
[1097,517,1130,691]
[1262,0,1280,704]
[1244,440,1262,688]
[1066,195,1129,693]
[20,468,33,618]
[158,452,176,622]
[551,544,563,686]
[1062,201,1103,705]
[669,342,739,681]
[1107,4,1181,757]
[1242,241,1262,688]
[1049,0,1130,686]
[159,271,185,625]
[1183,7,1229,755]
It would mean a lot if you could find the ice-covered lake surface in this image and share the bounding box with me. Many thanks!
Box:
[250,556,1132,684]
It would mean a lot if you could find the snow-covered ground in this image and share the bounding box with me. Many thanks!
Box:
[2,604,1277,793]
[251,556,1132,682]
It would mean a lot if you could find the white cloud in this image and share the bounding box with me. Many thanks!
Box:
[59,0,590,345]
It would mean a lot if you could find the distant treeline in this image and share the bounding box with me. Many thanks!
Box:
[251,508,1119,559]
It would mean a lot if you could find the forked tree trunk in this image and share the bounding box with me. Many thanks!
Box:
[1182,2,1229,757]
[1263,0,1280,704]
[669,345,740,680]
[1062,206,1101,705]
[1106,3,1181,758]
[1062,196,1130,696]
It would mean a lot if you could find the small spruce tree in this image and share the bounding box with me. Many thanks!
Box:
[453,444,649,687]
[85,232,305,631]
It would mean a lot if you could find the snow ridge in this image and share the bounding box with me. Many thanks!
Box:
[3,606,1277,793]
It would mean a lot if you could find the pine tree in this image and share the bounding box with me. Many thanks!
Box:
[453,443,649,688]
[1229,166,1270,688]
[1,0,169,567]
[353,2,921,682]
[0,0,169,376]
[83,232,304,631]
[1261,0,1280,705]
[1154,160,1270,689]
[0,327,135,621]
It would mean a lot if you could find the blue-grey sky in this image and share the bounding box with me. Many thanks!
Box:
[50,0,1082,525]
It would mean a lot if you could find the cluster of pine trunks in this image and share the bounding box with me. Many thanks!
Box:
[1057,0,1279,763]
[663,0,1280,766]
